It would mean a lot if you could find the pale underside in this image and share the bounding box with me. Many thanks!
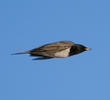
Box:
[54,48,70,58]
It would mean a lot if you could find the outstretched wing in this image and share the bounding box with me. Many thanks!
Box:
[30,41,74,57]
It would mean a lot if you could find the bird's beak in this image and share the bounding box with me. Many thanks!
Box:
[85,48,91,51]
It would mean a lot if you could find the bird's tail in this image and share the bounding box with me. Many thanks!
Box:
[12,51,30,55]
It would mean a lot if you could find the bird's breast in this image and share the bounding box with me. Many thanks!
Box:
[54,48,70,58]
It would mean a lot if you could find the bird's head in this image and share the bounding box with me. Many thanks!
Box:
[74,44,91,52]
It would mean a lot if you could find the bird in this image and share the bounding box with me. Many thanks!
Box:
[13,41,90,60]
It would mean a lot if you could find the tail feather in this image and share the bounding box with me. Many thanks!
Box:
[12,51,30,55]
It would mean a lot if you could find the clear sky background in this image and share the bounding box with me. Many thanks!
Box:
[0,0,110,100]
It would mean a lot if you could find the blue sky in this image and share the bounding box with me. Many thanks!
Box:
[0,0,110,100]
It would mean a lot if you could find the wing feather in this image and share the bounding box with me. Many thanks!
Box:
[30,41,74,57]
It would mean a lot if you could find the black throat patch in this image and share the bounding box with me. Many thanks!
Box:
[69,46,84,56]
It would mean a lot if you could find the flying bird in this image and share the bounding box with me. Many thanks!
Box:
[13,41,90,60]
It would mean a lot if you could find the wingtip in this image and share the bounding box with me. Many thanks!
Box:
[11,53,22,55]
[11,51,30,55]
[11,53,17,55]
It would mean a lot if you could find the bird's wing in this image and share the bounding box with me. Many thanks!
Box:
[30,41,74,57]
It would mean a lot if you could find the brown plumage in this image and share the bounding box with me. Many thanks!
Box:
[13,41,90,60]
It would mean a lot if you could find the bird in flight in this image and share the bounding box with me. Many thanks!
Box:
[13,41,90,60]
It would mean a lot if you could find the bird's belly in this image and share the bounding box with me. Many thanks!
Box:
[54,48,70,58]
